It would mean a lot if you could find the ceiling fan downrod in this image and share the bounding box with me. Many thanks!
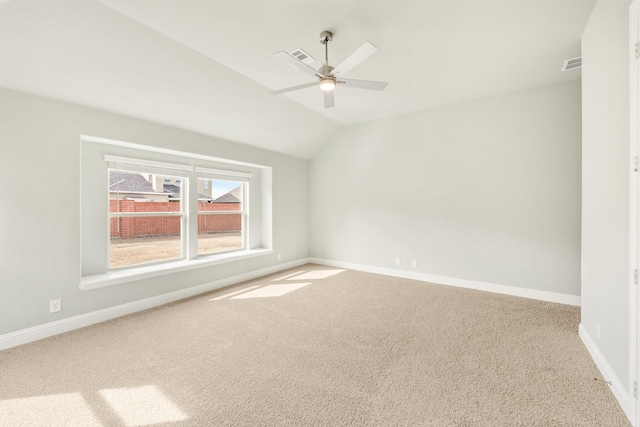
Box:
[319,31,334,80]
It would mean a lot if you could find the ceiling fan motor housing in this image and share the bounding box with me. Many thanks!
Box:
[320,31,333,44]
[319,64,334,76]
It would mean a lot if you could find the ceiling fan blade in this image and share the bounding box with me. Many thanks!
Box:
[339,78,388,91]
[271,81,318,95]
[323,90,335,109]
[330,42,378,77]
[274,51,323,77]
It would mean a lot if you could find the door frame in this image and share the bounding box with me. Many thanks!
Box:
[630,1,640,425]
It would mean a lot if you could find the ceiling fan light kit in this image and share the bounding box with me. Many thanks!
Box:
[272,30,388,108]
[319,77,336,91]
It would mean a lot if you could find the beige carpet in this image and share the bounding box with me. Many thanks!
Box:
[0,264,630,426]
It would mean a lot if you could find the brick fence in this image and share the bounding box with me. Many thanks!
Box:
[110,200,241,239]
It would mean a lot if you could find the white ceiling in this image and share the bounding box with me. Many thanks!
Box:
[0,0,595,159]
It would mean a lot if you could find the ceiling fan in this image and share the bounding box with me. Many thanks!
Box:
[271,31,388,109]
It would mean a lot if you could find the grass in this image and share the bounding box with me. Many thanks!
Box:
[110,232,242,269]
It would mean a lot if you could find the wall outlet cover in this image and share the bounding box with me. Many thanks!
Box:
[50,299,61,313]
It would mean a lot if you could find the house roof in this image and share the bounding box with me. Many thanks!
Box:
[213,186,242,203]
[163,184,181,199]
[109,170,157,193]
[213,193,240,203]
[164,184,209,200]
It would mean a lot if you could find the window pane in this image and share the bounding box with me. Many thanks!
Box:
[197,179,244,256]
[109,169,183,268]
[110,220,182,268]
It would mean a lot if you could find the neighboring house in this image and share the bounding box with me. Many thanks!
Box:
[163,182,212,202]
[197,179,243,203]
[197,177,212,199]
[162,183,182,201]
[211,185,242,203]
[108,170,169,202]
[109,171,215,202]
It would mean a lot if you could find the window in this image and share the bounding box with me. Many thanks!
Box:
[107,157,189,269]
[105,158,252,270]
[80,135,272,288]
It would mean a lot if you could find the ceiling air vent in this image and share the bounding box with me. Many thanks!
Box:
[561,56,582,72]
[289,48,315,65]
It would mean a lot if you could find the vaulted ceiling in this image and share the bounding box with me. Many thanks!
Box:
[0,0,596,158]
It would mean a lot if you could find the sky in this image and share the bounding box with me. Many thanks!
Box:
[211,180,241,199]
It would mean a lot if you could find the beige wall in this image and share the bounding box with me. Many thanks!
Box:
[581,0,633,399]
[0,86,309,336]
[310,80,582,296]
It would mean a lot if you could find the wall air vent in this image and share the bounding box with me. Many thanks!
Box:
[561,57,582,72]
[289,48,315,65]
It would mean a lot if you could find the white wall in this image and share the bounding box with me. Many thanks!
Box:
[0,87,309,336]
[581,0,633,395]
[310,80,582,296]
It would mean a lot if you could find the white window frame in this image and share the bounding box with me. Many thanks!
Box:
[80,135,273,290]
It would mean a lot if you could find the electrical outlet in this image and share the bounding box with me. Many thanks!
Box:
[596,322,601,339]
[277,254,282,261]
[50,299,61,313]
[411,260,418,268]
[395,257,401,265]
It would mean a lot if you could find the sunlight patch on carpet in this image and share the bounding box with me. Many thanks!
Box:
[287,269,346,280]
[271,271,306,281]
[209,285,261,301]
[99,385,188,426]
[231,282,311,299]
[0,393,102,426]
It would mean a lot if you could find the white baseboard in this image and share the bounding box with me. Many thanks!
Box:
[0,258,309,352]
[309,257,581,306]
[579,324,632,422]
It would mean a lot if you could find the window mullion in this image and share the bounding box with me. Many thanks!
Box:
[243,182,249,250]
[186,170,198,260]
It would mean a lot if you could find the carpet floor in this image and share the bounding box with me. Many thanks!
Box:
[0,264,630,426]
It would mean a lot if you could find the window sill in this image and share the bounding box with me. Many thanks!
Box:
[80,248,273,290]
